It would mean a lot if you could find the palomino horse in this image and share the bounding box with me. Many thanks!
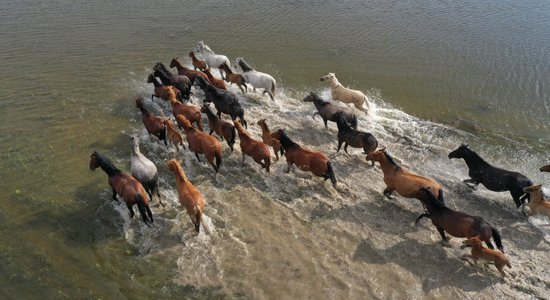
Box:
[333,111,377,155]
[461,236,511,277]
[147,73,181,102]
[189,51,208,71]
[169,58,209,83]
[152,64,192,101]
[220,62,247,94]
[415,187,504,252]
[130,135,163,206]
[303,92,357,129]
[193,76,247,128]
[167,159,206,233]
[196,41,230,79]
[523,185,550,219]
[163,119,185,152]
[167,98,203,131]
[235,57,276,101]
[135,97,167,146]
[365,148,444,202]
[272,129,337,188]
[201,104,236,152]
[234,119,271,172]
[203,68,227,90]
[177,115,222,172]
[448,144,533,207]
[541,164,550,172]
[257,118,283,162]
[320,73,369,114]
[90,151,153,225]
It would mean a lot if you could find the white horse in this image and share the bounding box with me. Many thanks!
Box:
[130,135,164,206]
[320,73,369,114]
[196,41,230,79]
[235,57,276,101]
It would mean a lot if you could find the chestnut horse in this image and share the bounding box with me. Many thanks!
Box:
[168,98,203,131]
[272,129,337,188]
[415,187,504,252]
[152,64,191,101]
[257,118,283,162]
[167,159,206,233]
[90,151,153,226]
[201,104,236,152]
[523,185,550,219]
[234,119,271,172]
[136,97,167,145]
[365,148,444,203]
[177,115,222,172]
[189,51,208,71]
[333,111,378,155]
[163,119,185,152]
[170,58,209,84]
[147,74,181,102]
[220,62,247,94]
[203,68,227,90]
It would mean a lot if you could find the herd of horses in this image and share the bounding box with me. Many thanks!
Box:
[90,41,550,278]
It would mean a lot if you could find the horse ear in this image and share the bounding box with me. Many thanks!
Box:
[379,146,386,152]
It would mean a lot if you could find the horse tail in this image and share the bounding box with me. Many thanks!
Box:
[351,115,358,130]
[135,194,152,226]
[271,80,276,97]
[491,227,504,253]
[229,126,236,147]
[215,150,222,172]
[327,161,337,188]
[194,204,202,233]
[437,189,445,205]
[161,125,168,146]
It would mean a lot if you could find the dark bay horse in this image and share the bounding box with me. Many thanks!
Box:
[303,92,357,129]
[152,64,191,101]
[169,58,209,84]
[201,104,236,152]
[333,111,377,155]
[220,62,247,94]
[415,187,504,252]
[448,144,532,207]
[135,97,167,146]
[90,151,153,226]
[272,129,337,188]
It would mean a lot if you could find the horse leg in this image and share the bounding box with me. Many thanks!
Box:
[461,254,475,266]
[436,226,449,242]
[323,117,328,129]
[112,190,118,201]
[510,189,524,208]
[336,139,344,152]
[383,187,394,199]
[195,152,201,162]
[344,143,350,155]
[242,152,246,165]
[463,178,479,190]
[286,162,292,173]
[485,240,495,250]
[312,112,319,119]
[126,203,135,218]
[267,91,274,101]
[273,146,279,162]
[238,84,245,94]
[209,129,214,135]
[415,213,430,226]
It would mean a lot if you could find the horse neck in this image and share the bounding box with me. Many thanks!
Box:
[423,192,446,213]
[259,122,269,134]
[132,141,141,156]
[222,64,233,74]
[377,154,400,174]
[99,158,121,177]
[463,149,489,169]
[149,76,161,87]
[239,60,253,72]
[329,78,341,89]
[173,60,186,71]
[235,123,249,138]
[172,162,189,183]
[313,98,326,110]
[204,107,217,120]
[279,132,299,150]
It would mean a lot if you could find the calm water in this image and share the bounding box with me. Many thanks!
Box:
[1,0,549,299]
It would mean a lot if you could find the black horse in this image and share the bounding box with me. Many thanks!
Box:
[334,111,378,155]
[193,76,247,128]
[448,144,532,207]
[153,63,192,101]
[303,92,357,129]
[415,187,504,252]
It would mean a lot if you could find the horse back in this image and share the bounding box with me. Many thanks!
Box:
[110,173,147,204]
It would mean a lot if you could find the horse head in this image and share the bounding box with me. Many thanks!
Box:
[169,58,180,69]
[303,92,321,103]
[131,135,140,154]
[193,76,208,89]
[176,115,192,129]
[196,41,205,52]
[200,103,212,114]
[135,97,144,109]
[320,73,336,83]
[235,57,253,72]
[89,151,100,170]
[448,144,469,159]
[540,164,550,172]
[460,235,482,249]
[365,149,384,163]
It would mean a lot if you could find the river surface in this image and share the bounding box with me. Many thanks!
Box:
[1,0,549,299]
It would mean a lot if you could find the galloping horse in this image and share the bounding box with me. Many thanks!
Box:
[320,73,369,114]
[203,68,227,90]
[130,135,163,206]
[152,65,191,101]
[201,104,236,152]
[193,76,247,128]
[169,58,209,84]
[334,112,377,155]
[415,187,504,252]
[167,159,206,233]
[196,41,230,79]
[303,92,357,129]
[523,185,550,219]
[448,144,532,207]
[272,129,337,188]
[90,151,153,226]
[147,74,181,102]
[234,119,271,172]
[220,62,247,94]
[189,51,208,71]
[257,118,283,162]
[177,115,222,173]
[168,98,203,131]
[135,97,167,145]
[235,57,276,101]
[461,236,511,277]
[163,119,185,152]
[365,148,444,202]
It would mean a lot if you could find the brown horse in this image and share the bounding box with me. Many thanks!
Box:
[220,63,247,94]
[90,151,153,226]
[203,68,227,90]
[234,119,271,172]
[523,185,550,219]
[257,119,284,162]
[166,159,206,233]
[461,236,511,277]
[365,148,444,203]
[541,164,550,172]
[170,58,209,83]
[201,104,236,152]
[415,187,504,252]
[272,129,337,188]
[147,74,181,102]
[189,51,208,71]
[136,97,167,145]
[163,119,185,152]
[333,111,378,156]
[168,98,203,131]
[177,115,222,172]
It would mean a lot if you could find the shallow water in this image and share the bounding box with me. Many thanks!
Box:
[0,0,549,299]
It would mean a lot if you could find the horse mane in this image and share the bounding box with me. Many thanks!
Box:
[382,150,401,170]
[169,159,189,182]
[237,58,254,72]
[277,130,300,150]
[419,187,446,210]
[464,147,490,166]
[95,152,121,176]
